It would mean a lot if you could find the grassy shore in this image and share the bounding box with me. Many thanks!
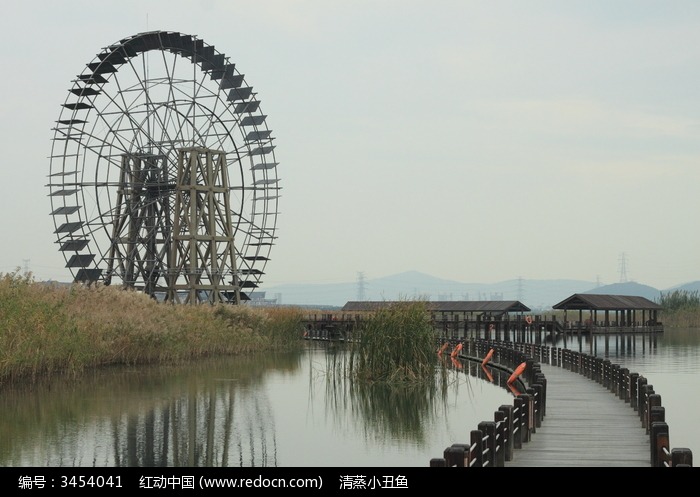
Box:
[0,272,305,384]
[4,270,698,385]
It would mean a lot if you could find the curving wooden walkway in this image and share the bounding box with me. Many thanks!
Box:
[506,362,650,467]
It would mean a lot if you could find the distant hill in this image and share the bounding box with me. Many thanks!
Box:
[262,271,602,309]
[663,281,700,294]
[582,281,663,303]
[262,271,700,309]
[41,272,700,308]
[581,280,700,303]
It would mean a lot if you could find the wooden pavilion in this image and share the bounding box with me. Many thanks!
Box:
[552,294,663,332]
[341,300,532,337]
[342,300,530,320]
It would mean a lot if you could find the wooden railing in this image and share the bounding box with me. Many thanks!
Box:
[301,314,663,345]
[430,339,540,467]
[430,338,693,468]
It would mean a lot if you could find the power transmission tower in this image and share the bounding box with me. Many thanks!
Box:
[618,253,629,283]
[22,259,30,276]
[356,271,366,301]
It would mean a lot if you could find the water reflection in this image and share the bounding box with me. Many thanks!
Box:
[0,331,688,467]
[553,329,659,359]
[316,344,517,452]
[0,352,304,467]
[0,344,518,467]
[546,327,700,373]
[518,327,700,457]
[320,353,449,447]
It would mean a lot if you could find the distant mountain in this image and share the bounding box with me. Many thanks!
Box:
[581,280,700,302]
[582,281,663,303]
[41,272,697,308]
[261,271,603,309]
[263,271,700,309]
[663,281,700,294]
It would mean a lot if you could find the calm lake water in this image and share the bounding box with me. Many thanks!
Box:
[1,328,698,467]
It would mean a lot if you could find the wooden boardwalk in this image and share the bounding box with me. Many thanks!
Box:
[506,362,651,467]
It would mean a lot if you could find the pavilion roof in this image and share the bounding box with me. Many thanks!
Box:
[552,294,662,311]
[341,300,531,313]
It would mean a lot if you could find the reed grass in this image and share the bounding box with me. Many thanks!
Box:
[0,271,305,384]
[658,289,700,327]
[321,363,451,444]
[660,309,700,328]
[347,300,437,383]
[659,289,700,310]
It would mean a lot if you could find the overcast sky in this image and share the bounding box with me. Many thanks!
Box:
[2,1,700,291]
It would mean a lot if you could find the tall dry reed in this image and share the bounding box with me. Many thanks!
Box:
[0,271,305,384]
[658,289,700,328]
[348,300,437,383]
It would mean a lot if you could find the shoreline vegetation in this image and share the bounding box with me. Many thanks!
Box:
[0,271,305,385]
[2,271,698,386]
[347,300,436,383]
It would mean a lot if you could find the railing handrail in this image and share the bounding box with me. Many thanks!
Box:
[431,337,693,467]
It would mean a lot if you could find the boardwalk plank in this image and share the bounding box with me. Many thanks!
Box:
[506,363,650,467]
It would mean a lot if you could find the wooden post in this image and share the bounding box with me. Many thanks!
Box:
[630,373,640,410]
[637,379,654,428]
[493,411,506,467]
[650,421,669,467]
[470,430,484,468]
[576,352,585,377]
[429,458,447,467]
[646,394,662,434]
[525,389,538,434]
[524,358,535,384]
[610,363,620,395]
[499,405,515,461]
[594,356,603,382]
[671,448,693,467]
[601,359,612,387]
[478,421,496,467]
[443,445,467,467]
[520,393,532,442]
[512,397,524,449]
[650,404,665,421]
[532,383,545,428]
[619,367,629,402]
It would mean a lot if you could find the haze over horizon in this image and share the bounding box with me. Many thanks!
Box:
[2,2,700,292]
[259,268,692,293]
[257,269,697,309]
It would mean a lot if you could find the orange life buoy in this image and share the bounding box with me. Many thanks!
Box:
[507,382,522,396]
[488,323,495,332]
[437,342,449,355]
[507,362,527,385]
[481,364,494,383]
[450,342,463,358]
[481,348,495,366]
[525,315,533,325]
